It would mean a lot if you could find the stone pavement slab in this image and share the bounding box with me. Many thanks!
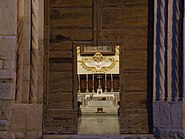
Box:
[43,134,155,139]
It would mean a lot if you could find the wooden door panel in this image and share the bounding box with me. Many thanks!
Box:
[44,0,93,134]
[50,0,92,7]
[43,40,77,134]
[99,0,152,133]
[50,8,92,28]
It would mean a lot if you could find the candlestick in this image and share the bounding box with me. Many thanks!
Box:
[92,74,95,93]
[97,75,102,89]
[86,74,89,93]
[104,74,107,93]
[78,74,81,93]
[111,74,114,92]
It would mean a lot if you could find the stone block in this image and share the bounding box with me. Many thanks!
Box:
[159,102,170,128]
[0,100,12,120]
[22,80,29,103]
[169,129,177,138]
[0,60,3,69]
[159,128,169,139]
[38,0,44,40]
[23,52,30,65]
[171,102,184,128]
[26,131,42,139]
[3,60,15,70]
[38,78,43,102]
[0,131,8,139]
[0,120,8,131]
[23,64,30,80]
[13,132,25,139]
[0,70,15,79]
[0,36,16,60]
[26,104,42,130]
[0,81,14,99]
[153,101,159,127]
[11,104,26,130]
[177,129,185,139]
[0,0,17,35]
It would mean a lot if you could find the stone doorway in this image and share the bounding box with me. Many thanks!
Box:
[43,0,153,135]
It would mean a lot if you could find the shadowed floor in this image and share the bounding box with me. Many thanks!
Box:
[43,114,155,138]
[78,114,120,134]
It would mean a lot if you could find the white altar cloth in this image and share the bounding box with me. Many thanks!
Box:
[85,94,114,100]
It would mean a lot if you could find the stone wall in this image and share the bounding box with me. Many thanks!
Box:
[0,0,17,138]
[9,104,42,138]
[0,0,44,138]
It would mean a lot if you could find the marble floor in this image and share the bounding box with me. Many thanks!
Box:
[78,114,120,134]
[44,114,155,138]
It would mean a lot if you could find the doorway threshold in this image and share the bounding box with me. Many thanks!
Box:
[43,134,155,139]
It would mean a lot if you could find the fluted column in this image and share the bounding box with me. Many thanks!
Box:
[16,0,24,102]
[30,0,39,102]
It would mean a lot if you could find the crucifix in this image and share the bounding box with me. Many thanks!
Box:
[97,75,102,89]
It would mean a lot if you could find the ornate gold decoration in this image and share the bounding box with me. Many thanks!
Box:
[115,46,119,55]
[78,52,118,73]
[77,46,80,55]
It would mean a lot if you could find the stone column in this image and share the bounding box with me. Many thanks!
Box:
[153,1,185,138]
[167,0,173,101]
[153,0,157,101]
[22,0,31,103]
[16,0,24,102]
[157,0,166,100]
[8,0,43,138]
[172,0,182,101]
[153,1,168,134]
[30,0,39,102]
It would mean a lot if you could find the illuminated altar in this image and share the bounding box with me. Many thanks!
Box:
[77,46,120,114]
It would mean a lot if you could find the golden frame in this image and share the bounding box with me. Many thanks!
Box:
[80,45,115,56]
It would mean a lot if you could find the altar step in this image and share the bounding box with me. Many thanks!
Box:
[81,105,119,114]
[43,134,155,139]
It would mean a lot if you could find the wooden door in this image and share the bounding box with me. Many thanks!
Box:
[43,0,93,134]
